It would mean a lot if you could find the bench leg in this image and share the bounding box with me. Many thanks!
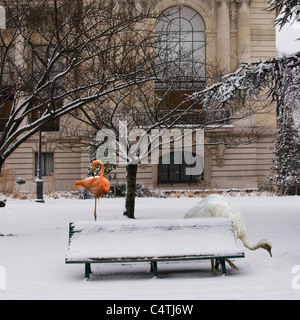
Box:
[220,259,227,276]
[85,263,92,280]
[151,261,158,278]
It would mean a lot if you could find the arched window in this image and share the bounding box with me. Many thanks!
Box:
[156,6,206,88]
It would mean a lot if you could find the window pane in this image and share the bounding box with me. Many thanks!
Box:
[167,6,180,19]
[168,18,180,33]
[35,153,54,176]
[194,47,206,65]
[194,32,206,42]
[29,100,61,132]
[180,18,193,32]
[0,47,15,74]
[180,31,193,42]
[45,153,54,175]
[189,13,206,31]
[181,7,197,22]
[158,152,202,184]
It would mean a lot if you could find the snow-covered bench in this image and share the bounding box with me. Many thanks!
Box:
[65,219,245,280]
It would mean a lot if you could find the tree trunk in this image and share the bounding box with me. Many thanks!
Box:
[123,164,138,219]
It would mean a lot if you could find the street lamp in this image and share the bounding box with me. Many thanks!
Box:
[35,112,44,203]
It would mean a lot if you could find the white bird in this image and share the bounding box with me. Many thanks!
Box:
[184,194,272,274]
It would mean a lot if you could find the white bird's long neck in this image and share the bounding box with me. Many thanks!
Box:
[240,236,262,251]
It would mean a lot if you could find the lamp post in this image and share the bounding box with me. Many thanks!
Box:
[35,113,44,203]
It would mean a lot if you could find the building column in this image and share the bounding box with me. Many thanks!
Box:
[237,0,251,62]
[216,0,231,72]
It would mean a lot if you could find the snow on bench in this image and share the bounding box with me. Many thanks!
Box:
[65,218,245,280]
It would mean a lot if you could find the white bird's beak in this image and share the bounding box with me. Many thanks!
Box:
[269,249,272,258]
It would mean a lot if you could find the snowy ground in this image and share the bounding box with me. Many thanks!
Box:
[0,194,300,300]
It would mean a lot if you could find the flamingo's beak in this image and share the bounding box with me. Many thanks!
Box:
[91,163,97,176]
[91,161,100,176]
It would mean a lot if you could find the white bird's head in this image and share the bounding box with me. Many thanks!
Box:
[260,240,272,257]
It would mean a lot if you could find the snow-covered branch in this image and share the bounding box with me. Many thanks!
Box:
[267,0,300,30]
[192,52,300,112]
[0,0,161,169]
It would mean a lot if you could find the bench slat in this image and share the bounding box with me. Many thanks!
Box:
[66,219,245,264]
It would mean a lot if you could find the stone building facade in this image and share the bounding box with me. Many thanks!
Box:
[1,0,277,192]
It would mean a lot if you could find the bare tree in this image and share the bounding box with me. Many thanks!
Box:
[61,44,269,218]
[53,4,273,219]
[0,0,163,172]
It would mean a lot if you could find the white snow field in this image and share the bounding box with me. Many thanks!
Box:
[0,194,300,300]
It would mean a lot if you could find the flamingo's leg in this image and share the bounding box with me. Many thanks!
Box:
[94,198,97,221]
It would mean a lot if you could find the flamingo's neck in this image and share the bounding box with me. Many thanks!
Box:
[99,161,104,181]
[91,160,105,180]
